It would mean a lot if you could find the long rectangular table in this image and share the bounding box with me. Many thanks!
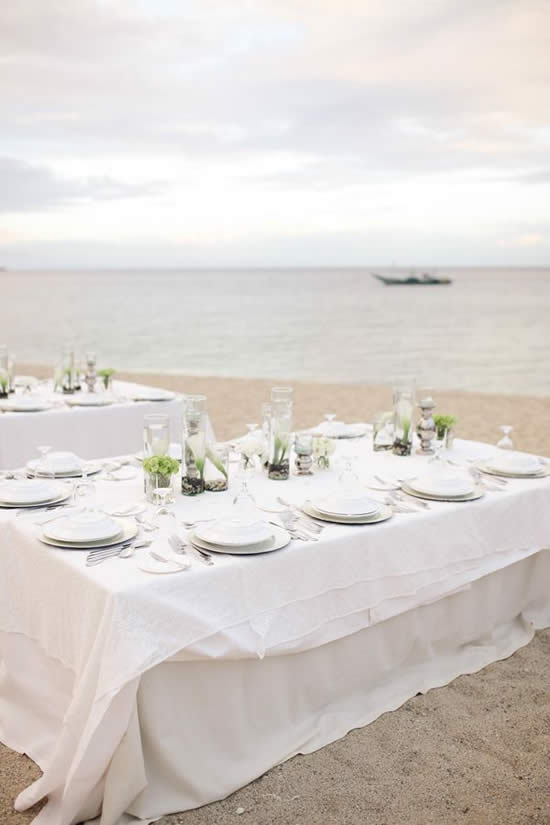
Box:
[1,439,549,825]
[0,380,185,468]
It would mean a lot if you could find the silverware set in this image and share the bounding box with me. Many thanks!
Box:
[86,537,152,566]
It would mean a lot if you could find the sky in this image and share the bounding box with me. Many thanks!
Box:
[1,0,549,268]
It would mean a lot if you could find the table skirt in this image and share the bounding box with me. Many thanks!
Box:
[2,550,550,825]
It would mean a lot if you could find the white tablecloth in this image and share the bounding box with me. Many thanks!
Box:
[0,381,185,469]
[1,439,550,825]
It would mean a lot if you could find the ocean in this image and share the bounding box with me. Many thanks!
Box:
[3,267,550,397]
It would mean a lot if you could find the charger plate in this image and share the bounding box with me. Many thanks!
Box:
[0,399,52,412]
[302,502,393,525]
[39,517,137,550]
[190,524,290,555]
[401,482,484,502]
[65,396,113,407]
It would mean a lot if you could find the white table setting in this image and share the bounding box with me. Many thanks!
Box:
[1,429,550,825]
[0,378,218,469]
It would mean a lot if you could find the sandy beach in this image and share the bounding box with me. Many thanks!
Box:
[1,370,549,825]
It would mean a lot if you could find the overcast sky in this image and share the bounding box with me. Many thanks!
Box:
[1,0,549,268]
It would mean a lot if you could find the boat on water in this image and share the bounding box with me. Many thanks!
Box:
[372,271,452,286]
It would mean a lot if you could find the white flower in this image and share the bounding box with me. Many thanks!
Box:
[313,436,336,458]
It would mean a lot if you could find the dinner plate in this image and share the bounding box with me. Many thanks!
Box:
[0,490,72,510]
[0,398,52,412]
[405,474,475,498]
[26,460,102,479]
[14,375,38,388]
[477,461,549,479]
[130,391,175,402]
[65,395,113,407]
[311,422,370,439]
[302,502,393,525]
[482,452,541,475]
[44,511,122,543]
[190,524,291,555]
[195,518,274,547]
[400,482,484,502]
[312,492,381,517]
[40,518,137,550]
[0,479,67,506]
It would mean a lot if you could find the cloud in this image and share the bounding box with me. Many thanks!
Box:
[0,157,161,212]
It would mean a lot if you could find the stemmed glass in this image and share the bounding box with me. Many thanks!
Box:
[338,454,360,494]
[497,426,513,450]
[36,445,53,481]
[74,460,96,511]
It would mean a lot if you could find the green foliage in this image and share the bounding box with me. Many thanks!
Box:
[98,368,115,378]
[143,455,180,476]
[433,414,457,436]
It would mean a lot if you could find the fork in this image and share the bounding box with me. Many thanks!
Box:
[169,533,214,566]
[276,497,324,533]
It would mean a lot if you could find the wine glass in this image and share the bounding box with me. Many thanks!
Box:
[338,454,360,494]
[74,460,96,511]
[497,425,513,450]
[35,445,53,481]
[153,475,175,522]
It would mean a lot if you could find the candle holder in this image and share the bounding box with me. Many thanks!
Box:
[416,397,436,455]
[84,352,97,394]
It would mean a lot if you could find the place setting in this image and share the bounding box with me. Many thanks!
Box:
[26,449,103,479]
[0,478,72,511]
[475,450,550,480]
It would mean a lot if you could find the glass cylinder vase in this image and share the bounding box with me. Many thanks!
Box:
[0,345,8,398]
[392,386,415,456]
[268,400,292,480]
[61,346,76,394]
[182,394,207,495]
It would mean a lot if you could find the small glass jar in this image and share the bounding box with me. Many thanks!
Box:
[373,412,393,451]
[145,471,175,505]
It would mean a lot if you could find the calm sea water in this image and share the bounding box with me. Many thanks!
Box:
[3,267,550,396]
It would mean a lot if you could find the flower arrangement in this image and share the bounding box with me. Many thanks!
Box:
[313,436,335,469]
[240,432,267,470]
[433,414,457,439]
[97,368,115,390]
[0,371,8,398]
[143,455,180,477]
[392,395,414,456]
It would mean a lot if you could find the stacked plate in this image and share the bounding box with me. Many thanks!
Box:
[303,492,392,524]
[129,389,175,402]
[0,479,71,509]
[477,451,548,479]
[312,421,370,439]
[26,451,102,478]
[0,396,52,412]
[191,517,290,555]
[65,394,113,407]
[40,512,137,550]
[401,472,483,502]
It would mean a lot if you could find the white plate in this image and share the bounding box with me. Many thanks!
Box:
[302,502,392,525]
[104,503,146,517]
[401,482,484,502]
[40,518,137,550]
[44,512,122,543]
[14,375,38,388]
[312,493,380,517]
[0,398,52,412]
[477,462,549,480]
[190,524,291,555]
[130,390,175,402]
[0,490,72,510]
[311,421,370,439]
[27,450,81,475]
[0,479,66,505]
[195,518,273,547]
[27,460,102,479]
[65,395,113,407]
[406,474,475,497]
[482,452,542,475]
